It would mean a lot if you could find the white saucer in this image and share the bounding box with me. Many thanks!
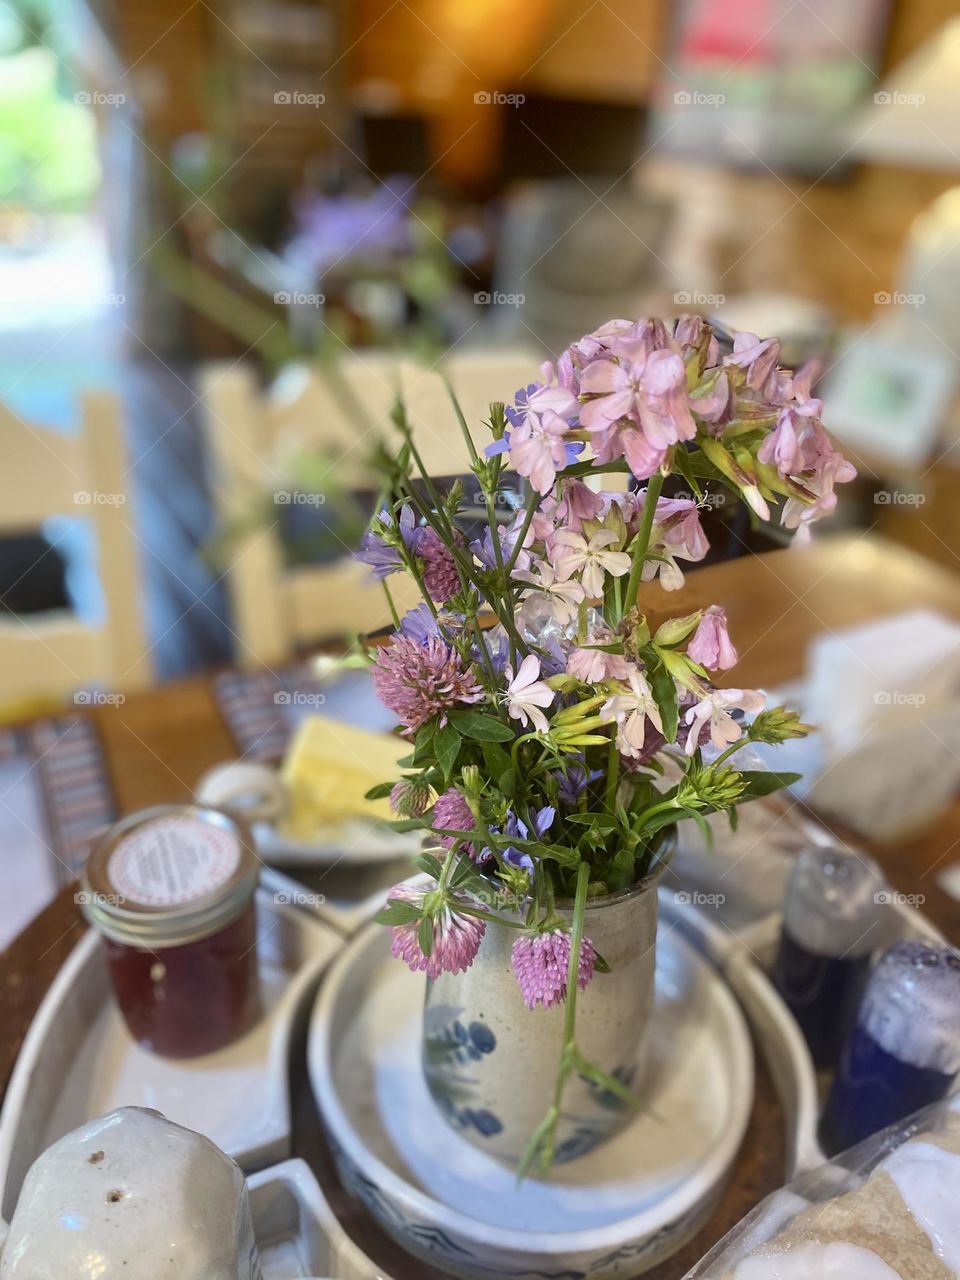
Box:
[195,760,421,869]
[309,919,753,1280]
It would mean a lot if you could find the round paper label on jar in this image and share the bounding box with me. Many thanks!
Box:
[107,815,242,907]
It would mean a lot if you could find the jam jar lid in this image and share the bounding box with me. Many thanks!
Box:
[81,805,260,949]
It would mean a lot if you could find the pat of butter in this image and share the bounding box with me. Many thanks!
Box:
[279,716,405,837]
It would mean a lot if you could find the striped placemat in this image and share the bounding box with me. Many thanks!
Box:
[212,662,322,763]
[212,662,394,763]
[0,715,116,879]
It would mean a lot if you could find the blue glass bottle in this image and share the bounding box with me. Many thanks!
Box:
[820,941,960,1156]
[773,847,886,1069]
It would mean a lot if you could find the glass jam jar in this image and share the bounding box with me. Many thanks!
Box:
[80,805,261,1058]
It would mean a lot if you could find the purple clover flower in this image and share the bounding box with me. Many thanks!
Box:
[511,929,597,1010]
[388,883,485,979]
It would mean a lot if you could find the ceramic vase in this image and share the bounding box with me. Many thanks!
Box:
[422,857,668,1166]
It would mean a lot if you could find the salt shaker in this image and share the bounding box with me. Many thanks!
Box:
[820,941,960,1156]
[773,846,887,1068]
[0,1107,262,1279]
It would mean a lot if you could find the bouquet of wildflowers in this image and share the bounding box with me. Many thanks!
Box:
[358,315,854,1172]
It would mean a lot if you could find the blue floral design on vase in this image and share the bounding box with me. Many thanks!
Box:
[422,1005,503,1138]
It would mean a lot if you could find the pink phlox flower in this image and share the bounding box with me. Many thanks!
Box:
[566,630,632,683]
[640,494,709,591]
[580,347,695,447]
[600,666,664,757]
[508,408,573,496]
[551,529,631,598]
[723,331,782,398]
[687,606,738,671]
[514,561,585,625]
[504,654,555,735]
[684,688,765,755]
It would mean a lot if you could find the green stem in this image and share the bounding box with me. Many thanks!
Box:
[621,471,665,619]
[381,579,401,629]
[504,491,539,577]
[604,736,620,813]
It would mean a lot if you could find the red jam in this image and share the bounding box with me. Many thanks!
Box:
[103,902,260,1057]
[81,806,261,1058]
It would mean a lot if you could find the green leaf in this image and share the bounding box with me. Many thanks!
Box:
[481,741,512,779]
[387,818,428,832]
[416,852,444,879]
[435,723,461,780]
[375,901,422,925]
[648,661,679,744]
[364,781,396,801]
[450,710,515,741]
[739,770,802,797]
[418,915,434,957]
[498,768,516,797]
[565,812,618,832]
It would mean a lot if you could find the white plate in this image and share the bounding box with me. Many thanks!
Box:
[195,760,421,869]
[250,1158,392,1280]
[309,914,754,1280]
[0,891,341,1224]
[253,810,422,868]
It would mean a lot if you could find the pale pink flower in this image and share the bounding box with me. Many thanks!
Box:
[723,331,782,398]
[557,479,604,531]
[511,929,596,1010]
[566,642,632,683]
[684,688,765,755]
[601,667,664,758]
[504,654,555,735]
[389,884,485,980]
[509,409,573,496]
[640,495,709,591]
[687,606,738,671]
[551,529,632,598]
[580,347,695,447]
[514,561,585,625]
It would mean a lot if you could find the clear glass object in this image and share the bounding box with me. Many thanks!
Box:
[773,846,887,1068]
[820,940,960,1156]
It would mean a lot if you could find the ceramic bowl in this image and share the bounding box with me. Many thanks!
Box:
[309,915,754,1280]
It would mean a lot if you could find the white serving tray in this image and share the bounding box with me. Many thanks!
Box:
[0,890,341,1225]
[250,1158,393,1280]
[309,899,755,1280]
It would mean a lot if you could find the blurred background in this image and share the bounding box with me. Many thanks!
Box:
[1,0,959,686]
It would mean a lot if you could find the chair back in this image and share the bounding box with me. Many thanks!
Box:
[202,349,541,666]
[0,393,149,703]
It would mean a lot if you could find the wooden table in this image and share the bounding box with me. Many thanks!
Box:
[2,532,959,1279]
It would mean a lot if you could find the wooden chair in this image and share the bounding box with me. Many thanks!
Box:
[0,394,150,704]
[202,348,541,667]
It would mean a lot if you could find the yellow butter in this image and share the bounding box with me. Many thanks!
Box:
[279,715,405,837]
